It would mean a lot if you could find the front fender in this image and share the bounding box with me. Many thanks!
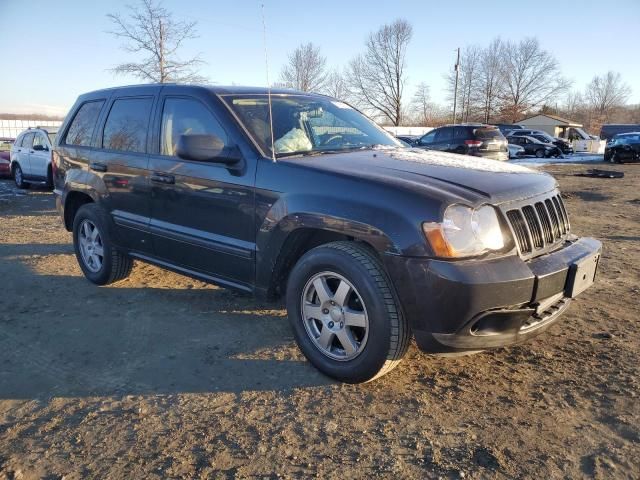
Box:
[254,191,419,293]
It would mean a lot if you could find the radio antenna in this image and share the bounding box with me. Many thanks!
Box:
[261,4,276,162]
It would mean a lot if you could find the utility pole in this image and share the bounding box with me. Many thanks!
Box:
[452,48,460,125]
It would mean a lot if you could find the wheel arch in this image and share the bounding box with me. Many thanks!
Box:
[256,213,396,299]
[63,190,96,231]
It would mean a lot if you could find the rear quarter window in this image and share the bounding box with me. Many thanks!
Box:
[64,100,105,147]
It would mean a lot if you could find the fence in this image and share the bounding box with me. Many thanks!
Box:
[0,118,63,139]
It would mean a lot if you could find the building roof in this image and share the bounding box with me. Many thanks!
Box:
[517,113,582,126]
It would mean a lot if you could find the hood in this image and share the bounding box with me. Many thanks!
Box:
[283,147,557,204]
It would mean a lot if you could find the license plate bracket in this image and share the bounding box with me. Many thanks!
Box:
[565,252,600,298]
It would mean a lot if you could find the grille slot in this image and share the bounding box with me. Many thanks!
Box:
[506,192,570,257]
[506,210,531,254]
[522,205,543,249]
[535,202,554,243]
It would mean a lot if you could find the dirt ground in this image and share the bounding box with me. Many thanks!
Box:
[0,163,638,479]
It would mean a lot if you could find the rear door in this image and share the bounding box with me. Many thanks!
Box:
[92,93,156,254]
[147,91,256,289]
[29,132,50,178]
[434,126,454,152]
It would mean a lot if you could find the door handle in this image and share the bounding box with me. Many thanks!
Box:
[90,162,107,172]
[150,173,175,184]
[29,150,34,153]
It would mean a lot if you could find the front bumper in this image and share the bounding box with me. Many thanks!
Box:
[383,237,601,353]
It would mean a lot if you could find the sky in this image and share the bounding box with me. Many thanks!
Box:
[1,0,639,117]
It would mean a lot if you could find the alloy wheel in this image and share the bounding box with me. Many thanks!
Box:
[301,271,369,361]
[78,219,104,273]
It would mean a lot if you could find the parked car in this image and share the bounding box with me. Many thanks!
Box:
[493,123,524,136]
[394,135,419,147]
[507,135,563,158]
[604,132,640,163]
[415,123,508,161]
[9,127,58,188]
[53,84,601,383]
[599,124,640,142]
[508,143,525,159]
[507,129,573,154]
[529,134,573,155]
[0,138,13,177]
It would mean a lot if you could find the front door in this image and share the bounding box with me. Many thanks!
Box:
[147,94,255,290]
[29,132,50,179]
[17,132,34,175]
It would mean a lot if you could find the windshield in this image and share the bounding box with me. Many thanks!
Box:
[47,132,57,144]
[220,94,401,158]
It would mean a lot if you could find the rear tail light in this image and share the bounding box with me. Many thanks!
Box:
[465,140,482,147]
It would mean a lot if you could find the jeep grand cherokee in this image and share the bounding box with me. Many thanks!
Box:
[53,85,601,383]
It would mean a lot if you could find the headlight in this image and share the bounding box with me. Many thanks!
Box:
[423,204,506,258]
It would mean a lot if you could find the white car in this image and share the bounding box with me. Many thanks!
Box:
[10,127,57,189]
[508,143,525,159]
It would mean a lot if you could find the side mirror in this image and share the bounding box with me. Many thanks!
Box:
[33,144,46,151]
[176,134,241,165]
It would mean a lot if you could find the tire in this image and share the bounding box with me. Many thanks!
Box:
[13,164,29,189]
[72,203,133,285]
[286,241,410,383]
[46,165,53,189]
[535,149,545,158]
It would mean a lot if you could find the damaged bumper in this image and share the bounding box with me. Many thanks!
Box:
[383,237,602,354]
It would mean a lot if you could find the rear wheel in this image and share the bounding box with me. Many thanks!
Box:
[13,164,29,189]
[535,149,545,158]
[286,241,410,383]
[73,203,133,285]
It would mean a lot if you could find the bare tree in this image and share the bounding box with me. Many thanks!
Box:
[107,0,206,83]
[410,82,434,126]
[477,38,504,123]
[323,70,348,101]
[584,71,632,120]
[280,42,327,92]
[499,37,570,122]
[346,19,413,126]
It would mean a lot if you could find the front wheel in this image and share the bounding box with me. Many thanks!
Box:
[535,149,545,158]
[286,242,410,383]
[13,164,29,189]
[72,203,133,285]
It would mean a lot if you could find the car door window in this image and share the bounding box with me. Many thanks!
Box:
[434,127,453,143]
[103,97,153,153]
[160,97,228,157]
[21,133,34,148]
[419,130,437,145]
[32,133,47,150]
[453,127,468,140]
[65,100,105,147]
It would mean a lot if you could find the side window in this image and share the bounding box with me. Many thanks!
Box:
[419,130,437,145]
[65,101,105,147]
[434,127,453,143]
[32,133,47,150]
[454,127,469,139]
[21,133,34,148]
[103,97,153,153]
[160,97,228,157]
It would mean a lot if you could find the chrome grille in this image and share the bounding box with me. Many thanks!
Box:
[506,193,570,257]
